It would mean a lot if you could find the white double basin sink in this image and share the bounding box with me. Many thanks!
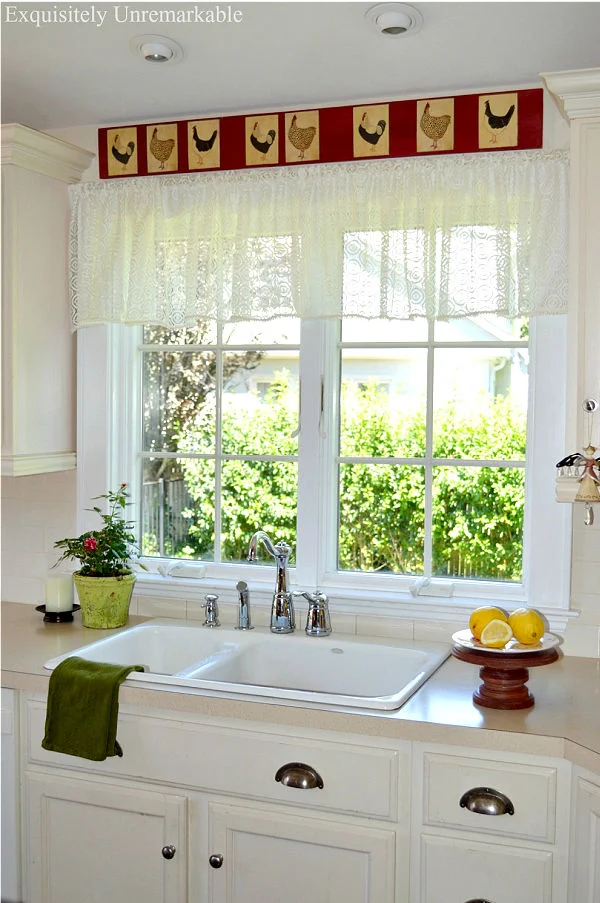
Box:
[44,619,450,711]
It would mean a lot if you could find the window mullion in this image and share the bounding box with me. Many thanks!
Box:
[423,319,435,577]
[295,318,334,590]
[214,324,225,562]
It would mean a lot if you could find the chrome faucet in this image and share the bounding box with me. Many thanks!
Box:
[248,531,295,633]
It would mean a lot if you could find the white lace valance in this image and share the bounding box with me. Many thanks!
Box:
[69,150,569,328]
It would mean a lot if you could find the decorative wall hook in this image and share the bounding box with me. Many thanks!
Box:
[555,398,599,525]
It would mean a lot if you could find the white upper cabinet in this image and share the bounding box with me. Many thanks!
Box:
[1,123,94,476]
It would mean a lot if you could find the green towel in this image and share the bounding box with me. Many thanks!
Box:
[42,656,144,761]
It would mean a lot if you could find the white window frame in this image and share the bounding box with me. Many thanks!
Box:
[77,313,573,630]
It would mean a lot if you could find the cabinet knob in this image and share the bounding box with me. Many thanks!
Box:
[209,854,224,869]
[161,845,176,860]
[459,787,514,816]
[275,762,324,790]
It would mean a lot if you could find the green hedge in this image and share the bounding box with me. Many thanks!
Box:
[165,378,526,581]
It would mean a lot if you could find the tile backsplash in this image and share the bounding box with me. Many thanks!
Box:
[1,471,78,605]
[2,472,599,657]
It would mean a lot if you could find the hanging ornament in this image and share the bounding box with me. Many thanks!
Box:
[555,398,600,526]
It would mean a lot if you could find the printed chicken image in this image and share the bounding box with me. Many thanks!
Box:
[111,134,135,171]
[353,104,389,158]
[191,124,218,164]
[419,102,452,150]
[250,120,277,159]
[287,114,317,160]
[149,127,176,170]
[483,99,516,143]
[358,111,387,148]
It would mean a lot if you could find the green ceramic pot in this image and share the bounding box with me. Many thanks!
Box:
[73,572,136,629]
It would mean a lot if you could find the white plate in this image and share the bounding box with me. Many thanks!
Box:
[452,628,561,655]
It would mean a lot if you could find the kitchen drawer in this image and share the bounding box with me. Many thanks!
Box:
[25,698,401,820]
[419,834,553,903]
[422,751,557,843]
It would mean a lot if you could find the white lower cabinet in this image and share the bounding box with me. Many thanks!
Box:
[18,693,594,903]
[569,769,600,903]
[25,772,187,903]
[410,744,571,903]
[22,694,407,903]
[419,834,553,903]
[205,800,396,903]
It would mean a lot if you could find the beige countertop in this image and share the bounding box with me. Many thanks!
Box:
[2,601,599,771]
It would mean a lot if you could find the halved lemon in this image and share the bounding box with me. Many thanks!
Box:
[480,619,513,649]
[469,606,509,640]
[508,608,545,645]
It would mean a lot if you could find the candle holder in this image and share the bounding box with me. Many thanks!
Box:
[35,604,80,624]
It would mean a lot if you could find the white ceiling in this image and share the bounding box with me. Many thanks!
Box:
[2,1,599,131]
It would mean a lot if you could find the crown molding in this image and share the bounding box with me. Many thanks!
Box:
[0,123,95,183]
[541,68,600,121]
[1,452,76,477]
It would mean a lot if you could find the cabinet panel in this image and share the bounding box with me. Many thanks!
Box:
[207,801,396,903]
[1,688,20,902]
[0,123,93,475]
[26,698,401,819]
[569,774,600,903]
[419,834,553,903]
[26,773,187,903]
[423,751,557,842]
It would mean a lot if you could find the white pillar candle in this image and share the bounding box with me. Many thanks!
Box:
[45,575,74,612]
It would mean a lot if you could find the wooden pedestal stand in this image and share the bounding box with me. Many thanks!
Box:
[451,644,560,710]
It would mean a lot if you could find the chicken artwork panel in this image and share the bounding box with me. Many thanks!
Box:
[188,119,220,171]
[285,110,319,163]
[246,114,279,167]
[107,127,138,177]
[353,104,389,158]
[146,123,178,174]
[479,93,518,148]
[417,98,454,153]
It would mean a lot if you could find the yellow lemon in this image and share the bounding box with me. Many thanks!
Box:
[480,619,514,649]
[508,608,545,645]
[468,606,509,640]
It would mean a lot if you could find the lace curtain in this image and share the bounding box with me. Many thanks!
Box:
[69,150,569,328]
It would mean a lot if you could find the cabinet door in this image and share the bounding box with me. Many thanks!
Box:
[26,773,187,903]
[569,775,600,903]
[418,834,553,903]
[206,801,396,903]
[1,688,20,902]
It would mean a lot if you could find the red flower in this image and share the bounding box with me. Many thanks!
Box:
[83,537,98,552]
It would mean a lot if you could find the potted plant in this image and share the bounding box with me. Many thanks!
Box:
[54,484,143,629]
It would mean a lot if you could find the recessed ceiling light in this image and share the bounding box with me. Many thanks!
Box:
[365,3,424,37]
[130,34,183,64]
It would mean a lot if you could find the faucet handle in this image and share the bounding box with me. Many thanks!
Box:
[293,591,332,637]
[202,593,220,627]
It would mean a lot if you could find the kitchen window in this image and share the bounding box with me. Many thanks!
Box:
[77,306,568,618]
[72,150,571,618]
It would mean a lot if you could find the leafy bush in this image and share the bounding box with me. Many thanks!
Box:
[149,376,526,582]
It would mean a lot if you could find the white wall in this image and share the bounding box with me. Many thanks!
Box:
[1,472,77,604]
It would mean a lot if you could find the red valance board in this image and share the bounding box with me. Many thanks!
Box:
[99,88,542,180]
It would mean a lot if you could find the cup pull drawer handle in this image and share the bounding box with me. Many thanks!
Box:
[275,762,324,789]
[464,899,495,902]
[459,787,514,816]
